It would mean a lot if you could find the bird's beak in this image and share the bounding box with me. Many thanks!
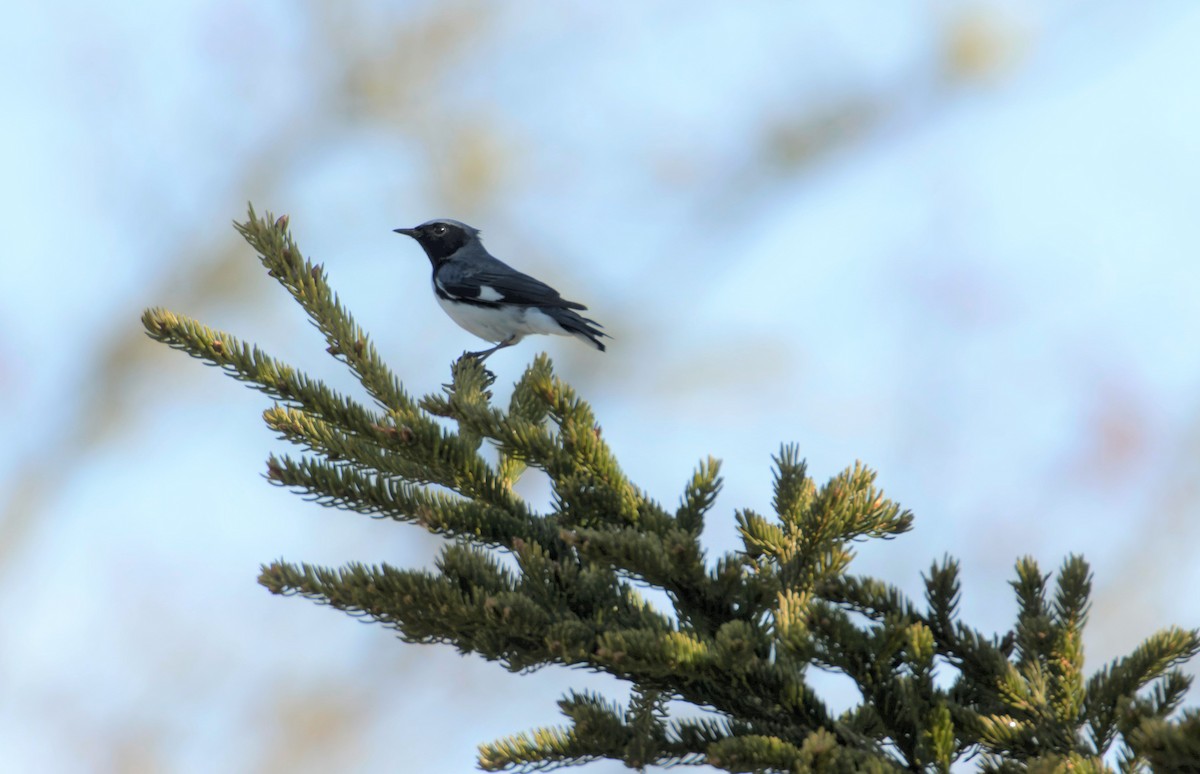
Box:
[393,227,419,237]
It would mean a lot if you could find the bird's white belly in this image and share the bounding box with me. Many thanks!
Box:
[436,296,567,343]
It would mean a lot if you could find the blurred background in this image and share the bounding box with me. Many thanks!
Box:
[3,2,1199,771]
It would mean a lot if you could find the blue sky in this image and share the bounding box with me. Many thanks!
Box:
[2,3,1199,771]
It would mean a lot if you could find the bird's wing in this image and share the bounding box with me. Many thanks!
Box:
[436,259,587,310]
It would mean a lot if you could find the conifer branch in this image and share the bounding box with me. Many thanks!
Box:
[676,456,722,535]
[141,308,386,435]
[234,206,413,415]
[262,454,549,548]
[142,206,1199,773]
[1126,708,1200,770]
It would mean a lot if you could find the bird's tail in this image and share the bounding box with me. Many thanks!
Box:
[547,307,608,352]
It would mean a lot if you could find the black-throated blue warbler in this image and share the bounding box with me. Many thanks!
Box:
[395,219,607,360]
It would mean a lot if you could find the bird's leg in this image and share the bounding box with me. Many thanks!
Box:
[465,336,518,362]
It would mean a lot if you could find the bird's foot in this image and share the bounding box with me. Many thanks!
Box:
[464,336,518,362]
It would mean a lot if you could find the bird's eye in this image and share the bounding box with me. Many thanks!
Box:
[433,225,447,236]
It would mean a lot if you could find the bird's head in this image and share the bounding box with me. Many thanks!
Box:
[393,219,480,264]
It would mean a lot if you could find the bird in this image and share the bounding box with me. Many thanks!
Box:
[394,219,608,360]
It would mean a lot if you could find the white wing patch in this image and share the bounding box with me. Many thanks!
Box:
[435,278,503,303]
